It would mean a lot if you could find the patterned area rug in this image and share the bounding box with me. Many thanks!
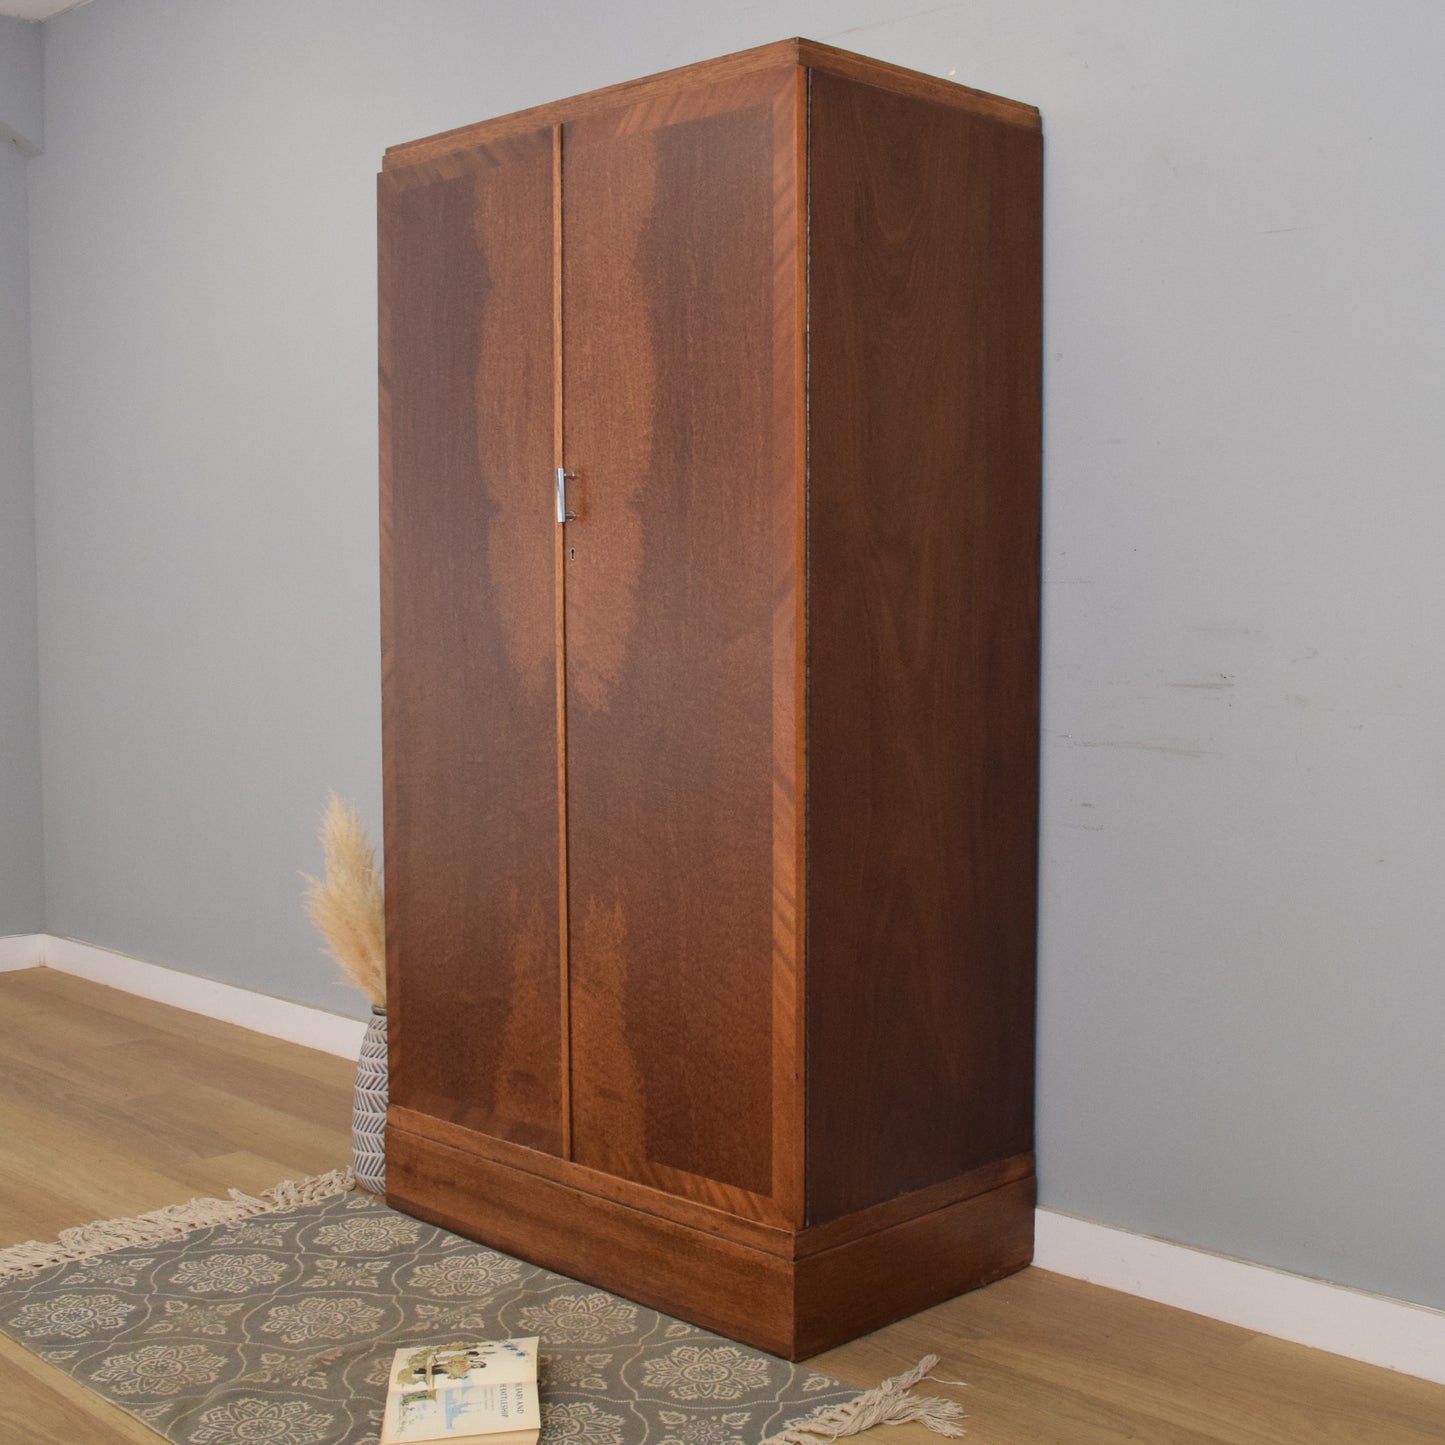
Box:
[0,1173,966,1444]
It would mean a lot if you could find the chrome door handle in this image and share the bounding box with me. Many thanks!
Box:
[556,468,577,524]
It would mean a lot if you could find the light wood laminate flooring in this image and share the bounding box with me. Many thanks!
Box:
[1,966,1442,1443]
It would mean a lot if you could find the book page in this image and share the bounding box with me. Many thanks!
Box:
[384,1338,540,1443]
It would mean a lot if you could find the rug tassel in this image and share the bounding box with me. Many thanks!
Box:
[0,1168,355,1283]
[760,1355,968,1442]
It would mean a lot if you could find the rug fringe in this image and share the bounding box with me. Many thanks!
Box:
[760,1355,967,1442]
[0,1168,355,1283]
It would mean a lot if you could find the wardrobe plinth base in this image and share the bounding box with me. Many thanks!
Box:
[386,1124,1035,1361]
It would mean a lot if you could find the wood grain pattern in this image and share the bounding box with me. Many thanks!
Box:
[389,1103,1030,1262]
[0,1330,168,1445]
[771,65,809,1228]
[388,1122,1034,1360]
[6,970,1445,1443]
[560,70,798,1217]
[381,39,1038,173]
[796,39,1039,129]
[813,1267,1445,1445]
[380,41,1040,1346]
[792,1151,1033,1259]
[804,70,1044,1223]
[792,1175,1036,1359]
[387,1124,798,1357]
[379,130,564,1155]
[0,970,353,1241]
[390,1104,797,1255]
[380,46,1041,1335]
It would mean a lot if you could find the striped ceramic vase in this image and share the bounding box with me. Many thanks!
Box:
[351,1007,388,1194]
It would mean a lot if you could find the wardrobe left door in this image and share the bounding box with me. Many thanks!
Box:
[380,129,565,1156]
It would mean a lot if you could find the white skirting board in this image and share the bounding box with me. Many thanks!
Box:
[1034,1209,1445,1387]
[0,933,45,971]
[5,933,1442,1386]
[21,934,367,1059]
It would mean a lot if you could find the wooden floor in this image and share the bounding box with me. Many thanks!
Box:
[1,967,1442,1444]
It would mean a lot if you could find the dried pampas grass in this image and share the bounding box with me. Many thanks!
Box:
[303,792,386,1009]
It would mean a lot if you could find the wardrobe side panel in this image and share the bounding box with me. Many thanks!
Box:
[379,134,564,1156]
[561,70,801,1220]
[805,72,1043,1222]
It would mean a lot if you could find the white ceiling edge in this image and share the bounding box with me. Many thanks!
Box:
[0,0,91,20]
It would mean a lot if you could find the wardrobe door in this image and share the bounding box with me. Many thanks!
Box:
[380,131,565,1155]
[559,69,804,1223]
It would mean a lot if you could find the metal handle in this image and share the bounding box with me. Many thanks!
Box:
[556,468,577,524]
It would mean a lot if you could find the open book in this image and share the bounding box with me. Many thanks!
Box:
[380,1337,541,1445]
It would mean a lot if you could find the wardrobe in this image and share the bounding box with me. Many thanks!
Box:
[379,37,1041,1360]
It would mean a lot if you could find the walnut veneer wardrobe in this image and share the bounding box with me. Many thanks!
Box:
[379,38,1041,1360]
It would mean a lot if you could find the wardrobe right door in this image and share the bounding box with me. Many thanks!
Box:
[559,66,804,1227]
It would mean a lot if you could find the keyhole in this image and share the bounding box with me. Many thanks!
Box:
[569,547,576,560]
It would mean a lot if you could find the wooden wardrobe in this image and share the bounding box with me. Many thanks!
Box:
[379,37,1041,1361]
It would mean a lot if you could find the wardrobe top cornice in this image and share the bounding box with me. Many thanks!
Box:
[381,37,1040,172]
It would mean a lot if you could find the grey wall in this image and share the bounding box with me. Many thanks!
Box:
[23,0,1445,1311]
[0,11,42,154]
[0,15,44,936]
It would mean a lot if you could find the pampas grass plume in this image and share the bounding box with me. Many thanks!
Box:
[303,792,386,1009]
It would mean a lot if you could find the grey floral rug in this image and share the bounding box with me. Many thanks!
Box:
[0,1176,965,1444]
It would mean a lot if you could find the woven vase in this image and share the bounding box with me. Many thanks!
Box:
[351,1007,388,1194]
